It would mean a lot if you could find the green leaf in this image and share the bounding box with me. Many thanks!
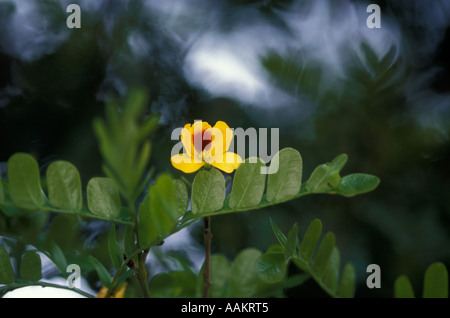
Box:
[323,247,340,295]
[0,181,4,202]
[299,219,322,263]
[361,42,379,73]
[7,153,45,209]
[275,218,356,298]
[0,182,21,217]
[335,173,380,197]
[89,256,112,288]
[423,262,448,298]
[20,251,42,282]
[312,232,335,279]
[138,174,179,247]
[42,215,76,251]
[329,154,348,175]
[149,271,197,298]
[228,157,266,209]
[87,177,121,218]
[261,52,322,96]
[173,179,188,217]
[49,242,67,274]
[256,252,286,283]
[209,254,231,298]
[266,148,303,202]
[227,248,262,297]
[306,165,339,193]
[306,164,330,193]
[282,273,310,289]
[284,223,298,262]
[270,218,287,248]
[338,263,356,298]
[306,154,348,193]
[191,168,225,214]
[0,246,15,284]
[394,275,415,298]
[108,225,123,270]
[124,225,135,257]
[46,161,83,211]
[93,90,156,205]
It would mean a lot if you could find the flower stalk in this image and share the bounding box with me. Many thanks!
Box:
[203,216,212,298]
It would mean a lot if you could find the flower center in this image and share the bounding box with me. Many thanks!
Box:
[193,128,213,153]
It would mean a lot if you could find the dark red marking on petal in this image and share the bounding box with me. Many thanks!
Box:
[193,128,213,153]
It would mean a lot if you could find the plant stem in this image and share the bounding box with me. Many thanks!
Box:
[128,202,151,298]
[137,248,151,298]
[203,216,212,298]
[0,202,134,226]
[181,188,311,222]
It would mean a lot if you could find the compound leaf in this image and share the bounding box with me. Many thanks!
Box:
[269,218,356,298]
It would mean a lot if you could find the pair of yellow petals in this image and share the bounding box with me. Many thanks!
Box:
[170,121,242,174]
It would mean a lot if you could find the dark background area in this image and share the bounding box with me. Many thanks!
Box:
[1,0,449,297]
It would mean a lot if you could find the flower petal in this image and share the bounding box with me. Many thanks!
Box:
[203,121,234,157]
[171,154,205,173]
[214,121,234,152]
[181,127,193,156]
[210,152,242,173]
[191,121,211,155]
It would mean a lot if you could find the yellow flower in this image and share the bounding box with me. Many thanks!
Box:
[171,120,242,173]
[96,283,127,298]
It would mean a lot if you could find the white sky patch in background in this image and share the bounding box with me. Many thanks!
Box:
[180,0,401,109]
[3,279,87,298]
[183,25,295,108]
[184,38,267,105]
[280,1,400,73]
[0,0,70,61]
[147,224,204,275]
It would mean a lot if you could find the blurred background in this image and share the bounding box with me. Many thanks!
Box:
[0,0,449,297]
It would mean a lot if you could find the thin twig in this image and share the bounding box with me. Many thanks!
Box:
[203,216,212,298]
